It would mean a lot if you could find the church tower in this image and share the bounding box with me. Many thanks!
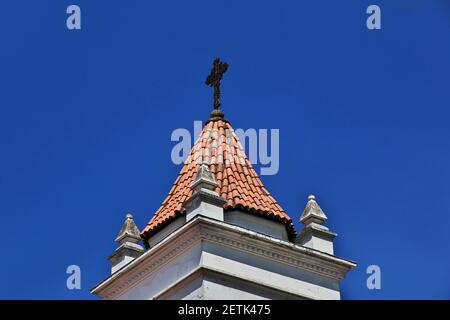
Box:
[91,59,355,300]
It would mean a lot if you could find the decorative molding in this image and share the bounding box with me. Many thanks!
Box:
[92,216,355,300]
[202,229,345,280]
[95,226,202,299]
[198,219,355,280]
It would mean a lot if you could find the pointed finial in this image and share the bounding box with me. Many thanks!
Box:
[184,162,226,222]
[109,213,144,274]
[115,213,141,244]
[300,194,328,226]
[296,195,336,254]
[189,163,218,191]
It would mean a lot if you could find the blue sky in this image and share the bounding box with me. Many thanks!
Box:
[0,1,449,299]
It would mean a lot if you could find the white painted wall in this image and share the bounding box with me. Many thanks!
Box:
[148,210,290,250]
[224,211,289,241]
[148,216,186,248]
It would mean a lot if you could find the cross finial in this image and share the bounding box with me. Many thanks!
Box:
[205,58,228,118]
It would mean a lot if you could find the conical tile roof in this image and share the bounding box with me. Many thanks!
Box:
[141,118,295,239]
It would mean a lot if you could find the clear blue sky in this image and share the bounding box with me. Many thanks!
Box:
[0,1,449,299]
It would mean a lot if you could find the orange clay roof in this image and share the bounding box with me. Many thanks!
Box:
[141,118,295,239]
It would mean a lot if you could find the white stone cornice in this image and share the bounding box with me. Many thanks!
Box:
[92,221,203,299]
[92,216,356,300]
[199,220,355,280]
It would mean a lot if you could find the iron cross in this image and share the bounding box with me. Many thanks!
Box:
[205,58,228,110]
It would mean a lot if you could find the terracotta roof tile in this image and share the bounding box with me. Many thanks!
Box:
[141,119,295,238]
